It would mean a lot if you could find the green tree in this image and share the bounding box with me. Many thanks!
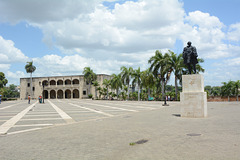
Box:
[120,66,133,100]
[141,69,155,100]
[221,81,234,102]
[132,67,141,101]
[210,86,221,96]
[168,51,184,101]
[110,73,122,99]
[148,50,172,101]
[83,67,97,96]
[233,80,240,101]
[0,72,8,88]
[25,61,36,97]
[92,81,99,99]
[103,79,111,100]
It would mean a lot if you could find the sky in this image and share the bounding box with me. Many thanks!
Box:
[0,0,240,87]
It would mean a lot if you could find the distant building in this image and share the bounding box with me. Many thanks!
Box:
[20,74,110,100]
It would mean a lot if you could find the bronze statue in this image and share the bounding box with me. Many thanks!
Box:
[182,41,198,74]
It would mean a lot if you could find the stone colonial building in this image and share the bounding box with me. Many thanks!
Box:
[20,74,111,100]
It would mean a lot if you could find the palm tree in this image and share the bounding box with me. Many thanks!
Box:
[120,66,133,100]
[148,50,172,101]
[168,51,184,101]
[83,67,97,96]
[103,79,111,100]
[25,61,36,97]
[110,73,122,99]
[221,81,234,102]
[233,80,240,101]
[97,87,102,99]
[141,69,155,100]
[92,80,99,99]
[132,67,142,101]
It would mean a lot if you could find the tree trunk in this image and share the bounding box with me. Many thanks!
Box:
[30,72,33,98]
[148,88,150,99]
[228,96,230,102]
[95,88,97,99]
[162,80,165,101]
[107,87,109,100]
[89,83,91,96]
[138,84,140,101]
[175,76,178,101]
[116,89,119,100]
[237,90,239,101]
[127,84,130,100]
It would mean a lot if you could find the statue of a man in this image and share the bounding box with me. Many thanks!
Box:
[182,41,198,74]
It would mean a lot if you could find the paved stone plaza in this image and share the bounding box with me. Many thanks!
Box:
[0,100,239,160]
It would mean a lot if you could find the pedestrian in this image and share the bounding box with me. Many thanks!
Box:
[28,95,31,104]
[0,95,2,104]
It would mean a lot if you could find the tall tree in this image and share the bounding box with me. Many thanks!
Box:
[221,81,234,102]
[141,69,155,99]
[148,50,172,101]
[92,80,99,99]
[132,67,142,101]
[233,80,240,101]
[0,72,8,88]
[83,67,97,96]
[103,79,111,99]
[25,61,36,97]
[120,66,133,100]
[168,51,184,101]
[110,73,122,99]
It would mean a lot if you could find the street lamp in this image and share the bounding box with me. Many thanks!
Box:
[42,81,48,103]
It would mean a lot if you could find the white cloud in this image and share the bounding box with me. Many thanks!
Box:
[0,0,105,24]
[227,23,240,42]
[0,36,28,63]
[6,71,26,85]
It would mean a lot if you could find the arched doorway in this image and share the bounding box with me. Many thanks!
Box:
[50,90,56,99]
[43,90,48,99]
[42,80,48,86]
[72,79,79,85]
[73,89,79,98]
[57,90,63,99]
[65,89,71,99]
[50,80,56,86]
[65,79,71,85]
[57,80,63,85]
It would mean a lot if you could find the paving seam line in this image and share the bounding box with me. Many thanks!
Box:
[69,103,114,117]
[0,101,38,135]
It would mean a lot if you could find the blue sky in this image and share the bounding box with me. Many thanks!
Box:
[0,0,240,86]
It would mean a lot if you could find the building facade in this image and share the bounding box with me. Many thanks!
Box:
[20,74,110,100]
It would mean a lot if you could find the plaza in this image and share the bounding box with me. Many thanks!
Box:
[0,100,239,160]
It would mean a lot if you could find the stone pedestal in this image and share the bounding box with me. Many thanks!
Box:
[180,74,207,118]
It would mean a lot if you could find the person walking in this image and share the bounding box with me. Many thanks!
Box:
[0,95,2,104]
[28,95,31,104]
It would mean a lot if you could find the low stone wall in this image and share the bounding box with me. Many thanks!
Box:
[208,96,239,102]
